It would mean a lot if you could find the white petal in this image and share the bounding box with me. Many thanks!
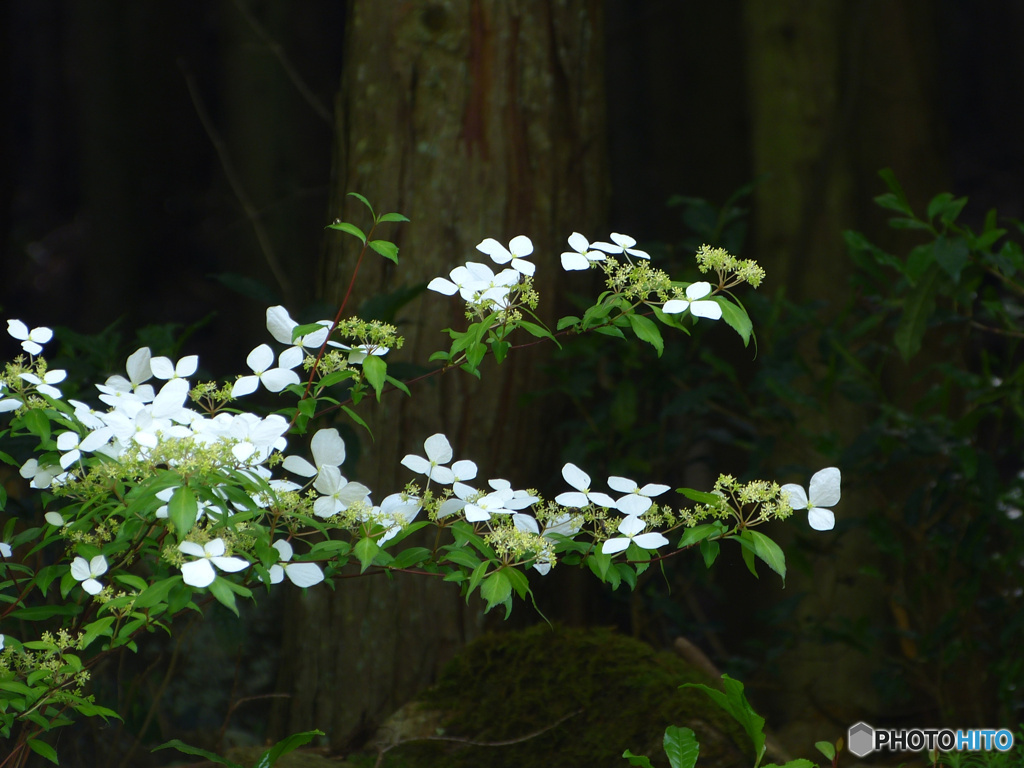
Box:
[232,375,260,398]
[662,299,688,315]
[561,252,590,271]
[278,346,304,370]
[427,466,456,485]
[83,578,104,595]
[554,491,589,508]
[176,355,199,377]
[260,368,300,393]
[639,483,670,497]
[690,300,722,320]
[476,237,511,263]
[618,515,646,537]
[266,305,297,344]
[285,562,324,587]
[401,455,430,476]
[182,559,216,588]
[314,465,343,494]
[211,555,249,573]
[509,235,534,257]
[57,432,80,451]
[89,555,108,577]
[246,344,275,373]
[282,455,317,477]
[686,282,713,300]
[808,507,835,531]
[567,232,589,252]
[610,233,637,248]
[268,564,285,584]
[607,476,638,493]
[512,258,536,277]
[427,277,459,295]
[423,433,453,464]
[7,320,29,341]
[601,537,630,555]
[451,459,477,482]
[70,557,91,581]
[808,467,841,507]
[633,532,669,549]
[272,539,294,561]
[781,483,809,510]
[616,495,652,516]
[125,348,153,383]
[150,357,176,379]
[561,462,590,492]
[587,492,617,508]
[311,428,346,468]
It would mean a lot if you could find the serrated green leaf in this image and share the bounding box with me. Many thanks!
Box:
[354,537,380,573]
[677,523,722,548]
[346,191,374,216]
[326,221,367,244]
[369,239,399,264]
[362,354,387,399]
[626,312,664,356]
[480,571,512,611]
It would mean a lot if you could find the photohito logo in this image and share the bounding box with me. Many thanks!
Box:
[847,722,1015,757]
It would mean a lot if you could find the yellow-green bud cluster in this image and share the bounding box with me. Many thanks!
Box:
[694,244,765,289]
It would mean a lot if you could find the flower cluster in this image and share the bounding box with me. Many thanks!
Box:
[428,236,537,321]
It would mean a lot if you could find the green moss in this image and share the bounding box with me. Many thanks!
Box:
[375,625,752,768]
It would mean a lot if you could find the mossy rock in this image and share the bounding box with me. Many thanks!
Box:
[367,624,752,768]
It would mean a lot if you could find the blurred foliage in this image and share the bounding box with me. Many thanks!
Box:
[543,171,1024,724]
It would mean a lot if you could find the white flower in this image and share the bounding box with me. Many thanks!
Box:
[268,540,324,587]
[782,467,841,531]
[662,282,722,320]
[266,306,336,353]
[476,235,536,277]
[554,463,616,508]
[313,465,371,518]
[19,369,67,399]
[232,344,302,397]
[68,399,106,430]
[608,476,671,516]
[601,515,669,554]
[70,555,108,595]
[464,487,515,522]
[103,347,155,401]
[7,320,53,356]
[592,233,650,261]
[283,428,347,479]
[428,262,494,299]
[560,232,606,271]
[401,433,456,485]
[178,538,249,588]
[372,493,423,543]
[0,542,11,558]
[20,459,61,489]
[56,429,113,469]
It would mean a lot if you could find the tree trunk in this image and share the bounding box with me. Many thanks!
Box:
[276,0,608,746]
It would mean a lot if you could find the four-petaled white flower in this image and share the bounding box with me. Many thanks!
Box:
[232,344,302,397]
[71,555,108,595]
[601,515,669,554]
[662,282,722,320]
[56,429,113,469]
[372,493,423,543]
[782,467,841,531]
[7,320,53,356]
[555,463,616,508]
[476,235,536,277]
[20,459,62,489]
[268,539,324,587]
[592,233,650,262]
[19,369,67,399]
[401,433,456,485]
[608,476,671,516]
[560,232,606,271]
[178,538,249,588]
[464,487,515,522]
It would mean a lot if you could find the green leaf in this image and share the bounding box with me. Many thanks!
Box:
[682,675,766,768]
[587,550,612,581]
[341,405,370,435]
[622,750,656,767]
[519,320,557,344]
[168,486,198,537]
[504,566,530,599]
[814,741,836,760]
[762,761,816,768]
[377,212,409,223]
[389,547,432,569]
[346,191,374,216]
[355,537,380,573]
[134,576,183,609]
[27,738,60,765]
[677,523,723,549]
[557,315,580,330]
[153,740,244,767]
[257,730,325,768]
[699,538,719,568]
[362,354,387,399]
[369,239,399,264]
[876,168,914,216]
[894,262,940,361]
[443,547,483,570]
[664,725,699,768]
[625,312,664,356]
[747,530,786,583]
[678,488,723,506]
[207,578,239,616]
[80,617,116,650]
[21,409,51,442]
[713,297,753,347]
[480,571,512,611]
[933,234,970,280]
[326,221,367,244]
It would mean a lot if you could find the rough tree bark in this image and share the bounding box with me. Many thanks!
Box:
[275,0,608,746]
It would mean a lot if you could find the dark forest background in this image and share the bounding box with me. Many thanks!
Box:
[4,1,1024,766]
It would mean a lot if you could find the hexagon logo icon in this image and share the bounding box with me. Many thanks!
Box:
[848,722,875,757]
